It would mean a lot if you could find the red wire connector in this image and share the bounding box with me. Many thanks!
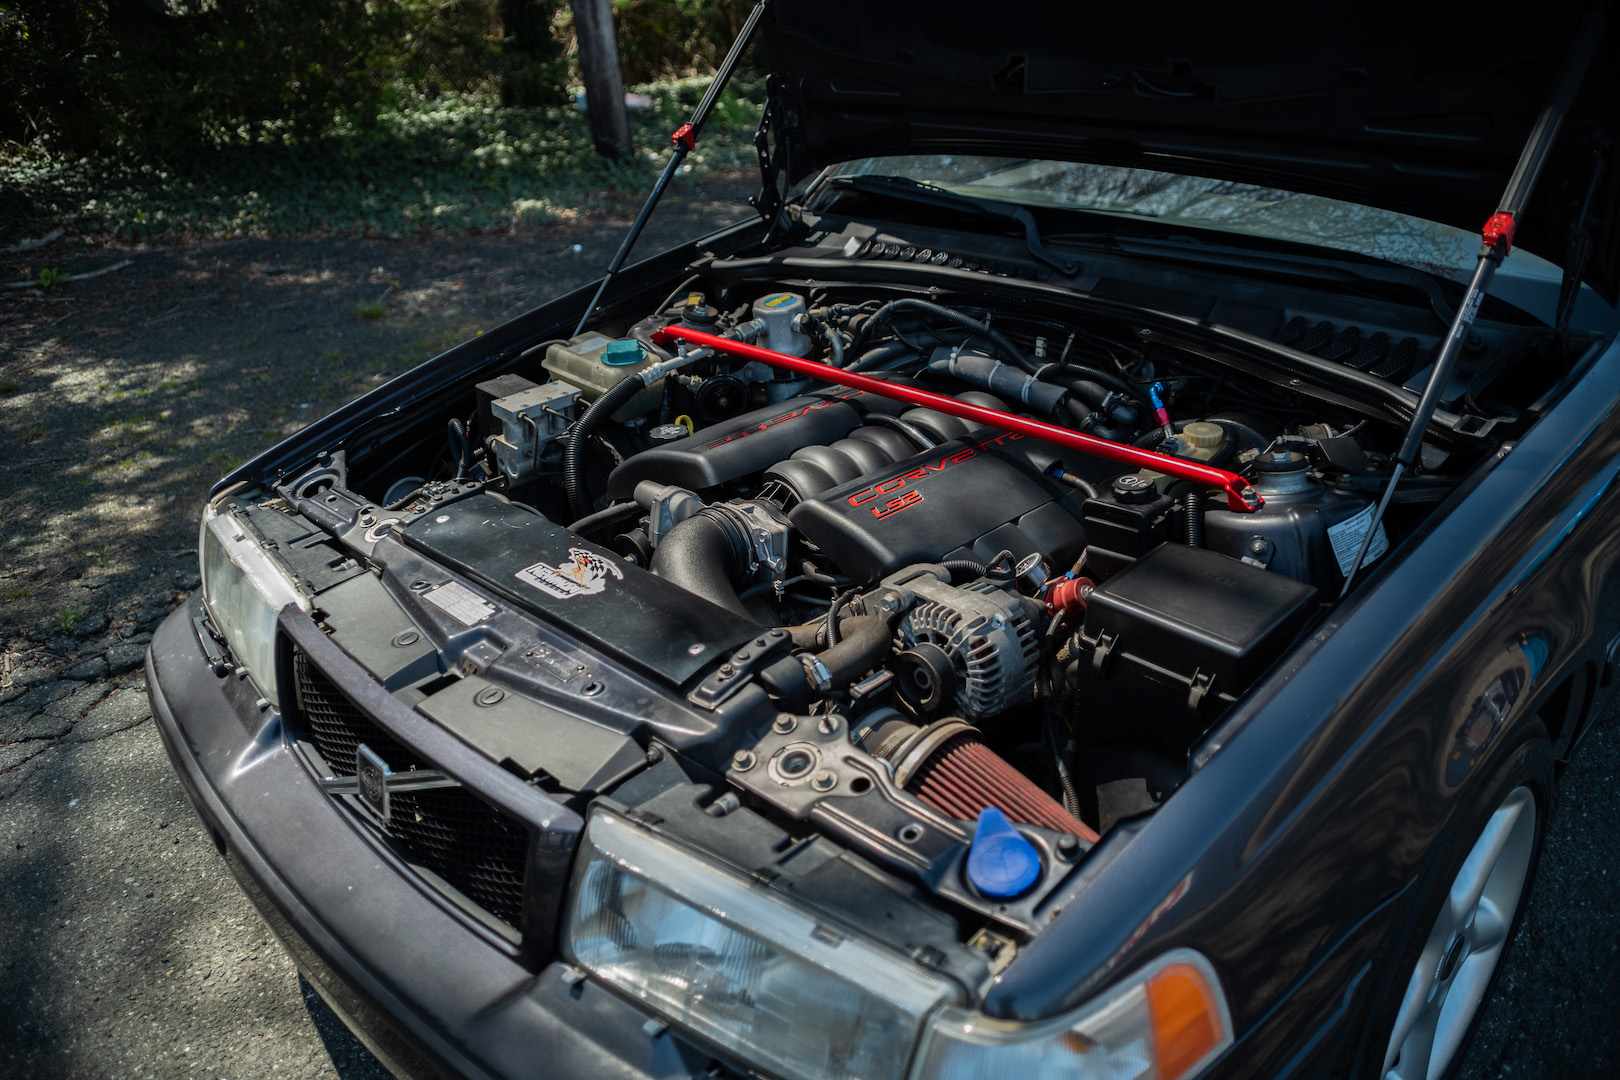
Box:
[650,324,1265,512]
[671,123,696,150]
[1482,212,1516,255]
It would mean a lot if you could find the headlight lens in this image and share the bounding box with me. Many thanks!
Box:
[912,949,1231,1080]
[199,503,308,708]
[564,809,962,1080]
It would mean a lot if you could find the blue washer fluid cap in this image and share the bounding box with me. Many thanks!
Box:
[601,339,646,366]
[966,806,1042,899]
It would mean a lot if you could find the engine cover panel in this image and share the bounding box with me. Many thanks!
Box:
[606,389,869,498]
[790,430,1084,582]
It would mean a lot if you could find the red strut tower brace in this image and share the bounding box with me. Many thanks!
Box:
[650,324,1264,512]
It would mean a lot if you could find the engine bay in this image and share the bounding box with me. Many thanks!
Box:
[237,224,1573,948]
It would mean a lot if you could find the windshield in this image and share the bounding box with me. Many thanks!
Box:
[824,155,1618,332]
[831,155,1487,277]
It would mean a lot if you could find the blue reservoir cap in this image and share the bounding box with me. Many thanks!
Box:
[966,807,1041,899]
[602,339,646,366]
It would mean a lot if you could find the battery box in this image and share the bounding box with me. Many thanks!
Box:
[1077,544,1318,743]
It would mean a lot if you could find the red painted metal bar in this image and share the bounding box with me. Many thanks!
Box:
[651,324,1264,512]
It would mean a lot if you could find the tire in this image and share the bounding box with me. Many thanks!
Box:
[1359,727,1552,1080]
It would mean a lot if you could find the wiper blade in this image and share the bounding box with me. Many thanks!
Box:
[826,174,1080,275]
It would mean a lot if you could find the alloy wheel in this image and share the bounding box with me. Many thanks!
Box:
[1382,786,1537,1080]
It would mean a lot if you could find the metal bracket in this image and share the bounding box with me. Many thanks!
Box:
[750,73,802,236]
[193,614,231,676]
[687,627,794,710]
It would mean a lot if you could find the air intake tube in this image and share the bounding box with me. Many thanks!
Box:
[649,509,754,620]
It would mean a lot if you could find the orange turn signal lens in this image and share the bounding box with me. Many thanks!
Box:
[1148,962,1227,1080]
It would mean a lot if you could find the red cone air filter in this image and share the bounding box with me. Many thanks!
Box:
[895,721,1099,842]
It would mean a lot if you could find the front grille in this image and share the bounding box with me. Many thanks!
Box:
[292,649,530,929]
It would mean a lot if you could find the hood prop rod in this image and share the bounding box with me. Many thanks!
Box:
[572,0,770,337]
[651,324,1264,512]
[1340,7,1607,598]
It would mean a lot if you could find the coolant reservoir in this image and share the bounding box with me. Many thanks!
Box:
[542,333,664,422]
[1203,450,1385,592]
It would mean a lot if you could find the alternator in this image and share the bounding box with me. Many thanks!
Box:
[882,566,1039,720]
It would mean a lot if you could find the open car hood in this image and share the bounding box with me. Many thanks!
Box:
[759,0,1620,300]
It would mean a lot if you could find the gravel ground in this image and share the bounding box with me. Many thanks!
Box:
[2,177,1617,1078]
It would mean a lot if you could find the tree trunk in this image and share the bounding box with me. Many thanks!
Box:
[569,0,632,158]
[499,0,570,108]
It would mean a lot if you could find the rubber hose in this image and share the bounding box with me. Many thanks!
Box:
[1184,487,1206,548]
[848,342,915,373]
[809,615,891,689]
[648,511,754,620]
[825,586,860,646]
[939,557,990,581]
[1045,709,1082,818]
[564,375,648,522]
[853,299,1036,373]
[820,320,846,368]
[1052,365,1154,410]
[566,501,641,536]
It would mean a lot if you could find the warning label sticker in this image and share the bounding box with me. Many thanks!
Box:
[422,581,496,626]
[1326,503,1389,579]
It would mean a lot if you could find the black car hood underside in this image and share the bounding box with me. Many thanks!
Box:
[759,0,1620,298]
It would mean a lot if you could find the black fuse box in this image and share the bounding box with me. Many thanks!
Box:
[1077,544,1318,744]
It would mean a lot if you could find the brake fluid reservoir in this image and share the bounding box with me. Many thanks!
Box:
[542,333,664,422]
[1142,421,1226,491]
[1203,450,1384,592]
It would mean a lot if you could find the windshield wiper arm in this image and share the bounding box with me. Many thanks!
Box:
[826,174,1081,275]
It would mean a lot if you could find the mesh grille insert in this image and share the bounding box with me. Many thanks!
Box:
[293,648,529,929]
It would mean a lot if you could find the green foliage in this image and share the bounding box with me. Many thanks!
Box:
[0,80,763,242]
[2,1,753,161]
[56,604,90,633]
[35,267,69,291]
[611,1,761,83]
[2,2,413,158]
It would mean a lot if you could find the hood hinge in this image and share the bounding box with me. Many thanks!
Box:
[751,72,807,241]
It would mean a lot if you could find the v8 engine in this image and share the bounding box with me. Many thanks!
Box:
[350,278,1435,843]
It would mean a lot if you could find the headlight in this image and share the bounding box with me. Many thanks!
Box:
[912,949,1231,1080]
[199,502,309,708]
[564,809,962,1080]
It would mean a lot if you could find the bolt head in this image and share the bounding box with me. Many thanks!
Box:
[732,750,757,771]
[772,715,797,734]
[810,770,837,792]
